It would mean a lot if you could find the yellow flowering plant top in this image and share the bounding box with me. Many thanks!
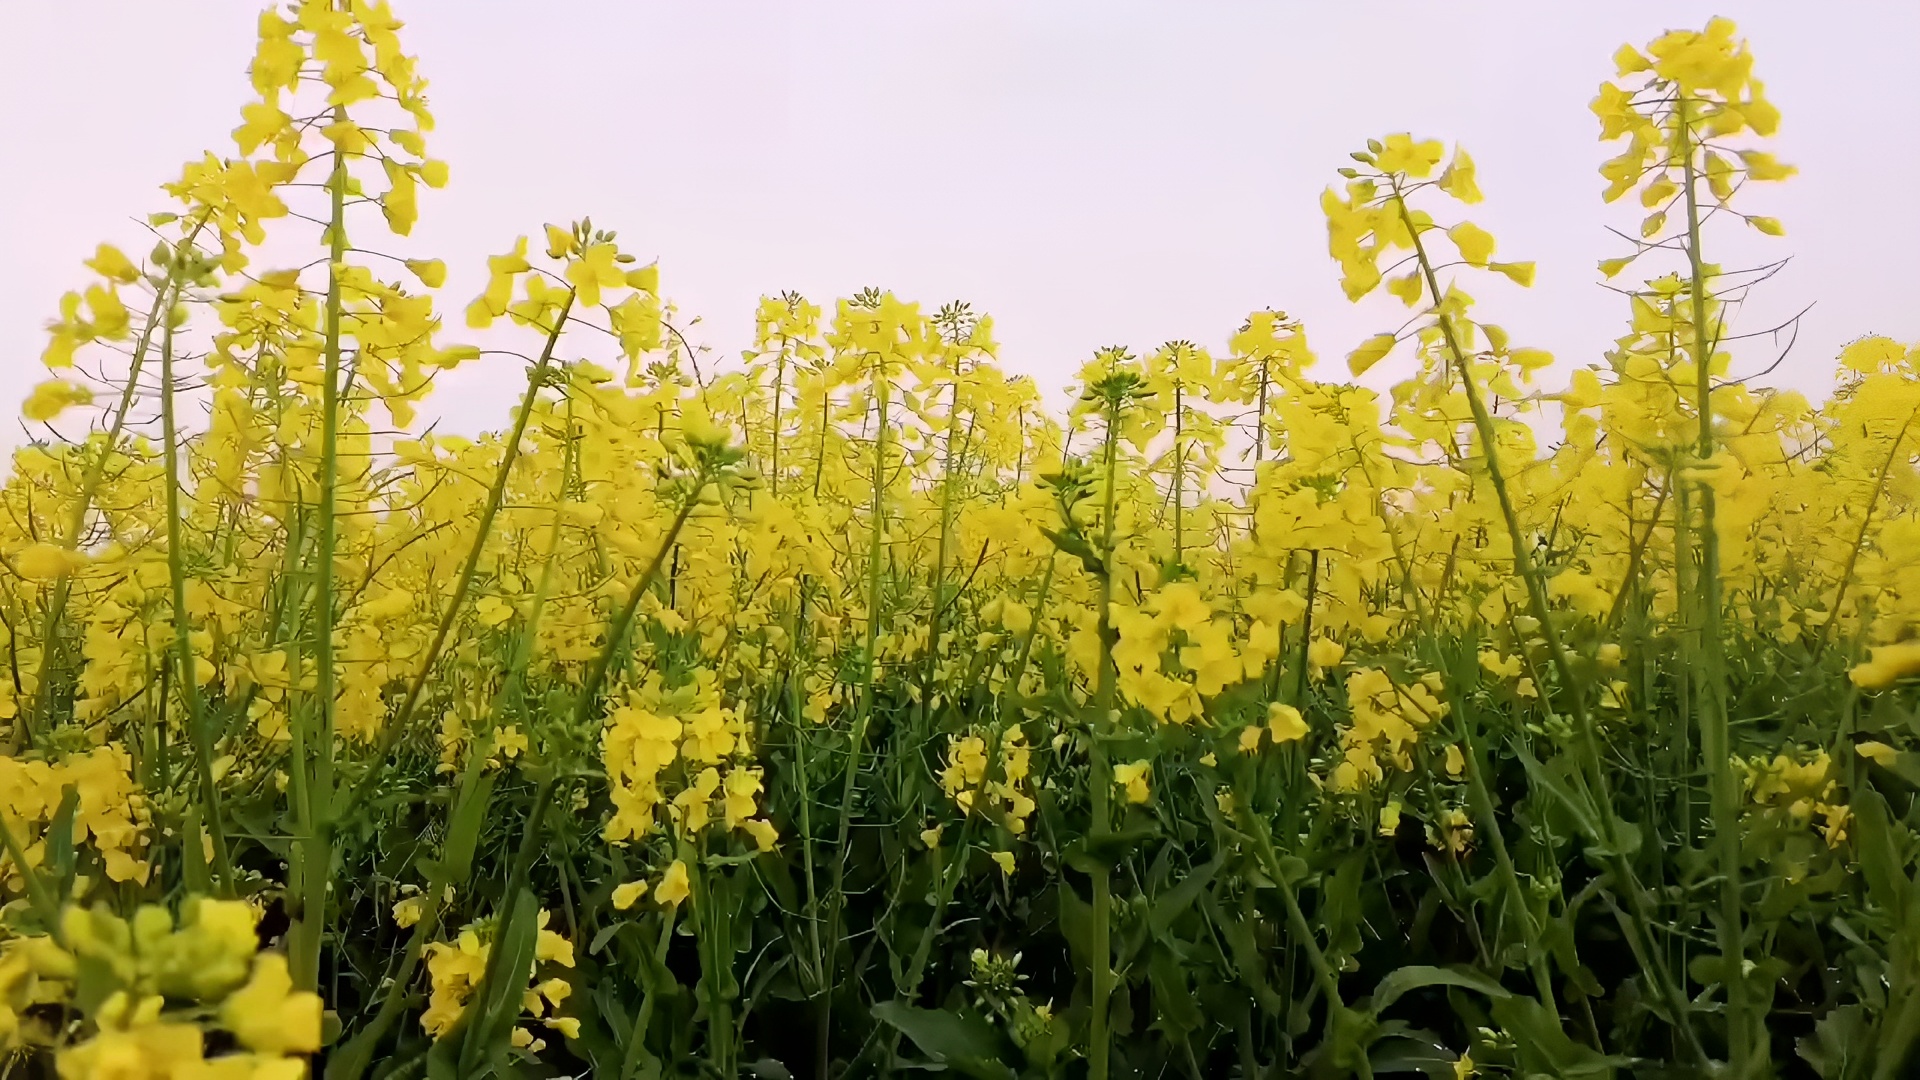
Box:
[2,5,1918,1080]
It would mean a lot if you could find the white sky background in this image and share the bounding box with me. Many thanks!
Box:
[4,3,1918,453]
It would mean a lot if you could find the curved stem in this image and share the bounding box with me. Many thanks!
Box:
[1233,791,1371,1080]
[1810,405,1918,662]
[22,214,211,749]
[336,291,578,824]
[573,484,709,729]
[1392,182,1707,1065]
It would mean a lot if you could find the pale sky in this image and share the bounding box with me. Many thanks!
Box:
[6,3,1917,451]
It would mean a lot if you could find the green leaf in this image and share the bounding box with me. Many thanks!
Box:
[1511,741,1603,843]
[1865,690,1912,737]
[1850,788,1910,917]
[1039,526,1104,576]
[1274,854,1309,886]
[1492,996,1628,1079]
[632,920,677,996]
[1056,882,1094,973]
[588,921,624,957]
[1321,851,1367,962]
[440,769,497,885]
[1886,749,1920,790]
[755,845,801,912]
[1796,1004,1869,1079]
[46,785,80,899]
[1367,965,1512,1017]
[1147,853,1224,939]
[1320,1004,1377,1072]
[1538,916,1603,998]
[1367,1025,1458,1076]
[1206,891,1283,1012]
[1069,823,1159,872]
[1585,819,1642,860]
[68,914,125,1017]
[458,888,540,1077]
[1148,948,1203,1035]
[870,1001,1017,1080]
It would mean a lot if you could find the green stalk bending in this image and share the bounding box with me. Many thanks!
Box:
[572,477,710,729]
[22,214,209,749]
[1810,405,1917,664]
[336,290,578,824]
[1351,450,1559,1014]
[1393,185,1707,1065]
[1233,796,1372,1080]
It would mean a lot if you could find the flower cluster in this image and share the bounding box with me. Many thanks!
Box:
[2,899,319,1077]
[420,909,577,1050]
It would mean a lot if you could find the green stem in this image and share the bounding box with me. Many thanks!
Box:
[1602,480,1670,634]
[770,342,787,496]
[917,351,965,733]
[326,759,488,1080]
[1810,405,1917,663]
[691,848,736,1077]
[1254,358,1269,467]
[619,912,679,1080]
[158,278,237,896]
[336,291,577,824]
[1087,394,1123,1080]
[1352,446,1559,1014]
[0,812,64,944]
[784,641,827,1005]
[1392,183,1707,1064]
[459,779,557,1077]
[1233,794,1371,1080]
[901,560,1056,1005]
[573,481,709,730]
[819,363,889,1080]
[288,127,352,993]
[1457,709,1557,1016]
[22,214,210,749]
[1677,93,1754,1077]
[1293,550,1319,709]
[1172,381,1185,566]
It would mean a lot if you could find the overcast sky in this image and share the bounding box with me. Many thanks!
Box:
[5,3,1917,449]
